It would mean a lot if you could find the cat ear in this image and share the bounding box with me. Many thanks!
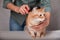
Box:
[32,7,38,14]
[33,7,37,11]
[41,8,45,12]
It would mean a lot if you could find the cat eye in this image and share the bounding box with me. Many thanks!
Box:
[40,14,42,16]
[44,14,45,16]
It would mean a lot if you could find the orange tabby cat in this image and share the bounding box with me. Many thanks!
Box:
[25,7,46,39]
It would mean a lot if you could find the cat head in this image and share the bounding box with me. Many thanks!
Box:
[32,7,45,15]
[31,7,46,22]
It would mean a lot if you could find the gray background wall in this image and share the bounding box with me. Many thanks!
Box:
[0,0,60,31]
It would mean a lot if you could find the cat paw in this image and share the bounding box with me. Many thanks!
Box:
[40,34,45,38]
[32,36,36,38]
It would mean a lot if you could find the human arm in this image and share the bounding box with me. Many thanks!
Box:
[3,0,30,15]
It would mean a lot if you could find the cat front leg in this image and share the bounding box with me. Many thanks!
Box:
[30,30,37,40]
[29,30,36,38]
[36,32,40,37]
[40,28,46,38]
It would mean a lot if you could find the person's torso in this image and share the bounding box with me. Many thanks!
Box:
[11,0,40,25]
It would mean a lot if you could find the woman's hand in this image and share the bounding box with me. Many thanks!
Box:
[7,3,30,15]
[32,12,50,31]
[18,5,30,15]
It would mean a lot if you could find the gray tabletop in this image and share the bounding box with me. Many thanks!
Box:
[0,30,60,40]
